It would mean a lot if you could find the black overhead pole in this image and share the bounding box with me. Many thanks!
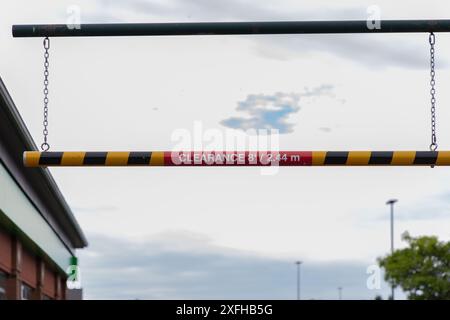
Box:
[12,20,450,38]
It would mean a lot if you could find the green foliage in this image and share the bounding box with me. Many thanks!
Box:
[378,232,450,300]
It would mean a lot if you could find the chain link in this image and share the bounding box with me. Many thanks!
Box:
[429,32,437,152]
[42,37,50,151]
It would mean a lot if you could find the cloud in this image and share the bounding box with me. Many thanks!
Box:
[78,231,393,300]
[87,0,446,69]
[254,35,435,70]
[220,85,334,133]
[375,202,450,222]
[72,205,118,213]
[366,192,450,222]
[93,0,361,22]
[220,92,300,134]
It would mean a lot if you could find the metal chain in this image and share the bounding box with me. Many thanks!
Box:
[429,32,437,152]
[34,33,442,156]
[42,37,50,151]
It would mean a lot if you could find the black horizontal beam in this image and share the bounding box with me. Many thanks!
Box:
[12,20,450,38]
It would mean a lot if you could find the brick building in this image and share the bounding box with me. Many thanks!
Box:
[0,76,87,299]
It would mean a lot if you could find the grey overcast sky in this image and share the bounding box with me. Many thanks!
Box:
[1,0,450,299]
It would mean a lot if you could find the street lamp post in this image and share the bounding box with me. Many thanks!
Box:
[295,261,302,300]
[338,287,342,300]
[386,199,398,300]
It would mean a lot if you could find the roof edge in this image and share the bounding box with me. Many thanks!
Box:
[0,75,87,248]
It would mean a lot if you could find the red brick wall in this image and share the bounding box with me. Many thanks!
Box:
[0,227,67,299]
[0,228,12,273]
[60,277,66,300]
[43,266,56,298]
[21,249,37,288]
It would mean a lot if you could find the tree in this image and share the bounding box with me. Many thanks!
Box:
[378,232,450,300]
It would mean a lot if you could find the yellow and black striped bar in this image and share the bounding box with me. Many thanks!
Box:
[23,151,450,167]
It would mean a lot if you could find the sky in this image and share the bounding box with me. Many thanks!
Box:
[1,0,450,300]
